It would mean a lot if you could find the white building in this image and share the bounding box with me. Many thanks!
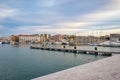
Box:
[19,34,51,43]
[110,34,120,42]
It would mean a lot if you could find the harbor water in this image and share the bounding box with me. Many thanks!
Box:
[0,45,119,80]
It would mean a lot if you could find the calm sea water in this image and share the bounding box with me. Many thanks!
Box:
[0,45,111,80]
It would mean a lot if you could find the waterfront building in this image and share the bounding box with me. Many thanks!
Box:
[52,34,63,41]
[10,34,51,44]
[10,35,19,44]
[19,34,38,43]
[110,34,120,42]
[37,34,51,43]
[62,35,76,42]
[19,34,51,43]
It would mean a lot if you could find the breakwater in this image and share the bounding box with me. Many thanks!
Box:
[30,45,117,56]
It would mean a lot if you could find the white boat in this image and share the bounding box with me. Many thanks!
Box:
[90,43,100,46]
[99,41,120,47]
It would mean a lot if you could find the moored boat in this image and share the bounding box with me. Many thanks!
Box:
[99,41,120,47]
[0,41,10,44]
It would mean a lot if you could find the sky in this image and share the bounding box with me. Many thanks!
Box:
[0,0,120,36]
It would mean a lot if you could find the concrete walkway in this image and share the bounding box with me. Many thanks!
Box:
[32,55,120,80]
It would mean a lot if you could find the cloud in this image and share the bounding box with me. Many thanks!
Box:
[58,10,120,29]
[0,8,17,19]
[57,0,120,29]
[76,25,120,36]
[12,0,106,25]
[0,0,120,36]
[8,25,85,35]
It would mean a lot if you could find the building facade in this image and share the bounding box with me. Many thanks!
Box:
[52,34,63,41]
[110,34,120,42]
[17,34,51,43]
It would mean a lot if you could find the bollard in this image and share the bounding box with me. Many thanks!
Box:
[95,47,97,50]
[74,46,76,49]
